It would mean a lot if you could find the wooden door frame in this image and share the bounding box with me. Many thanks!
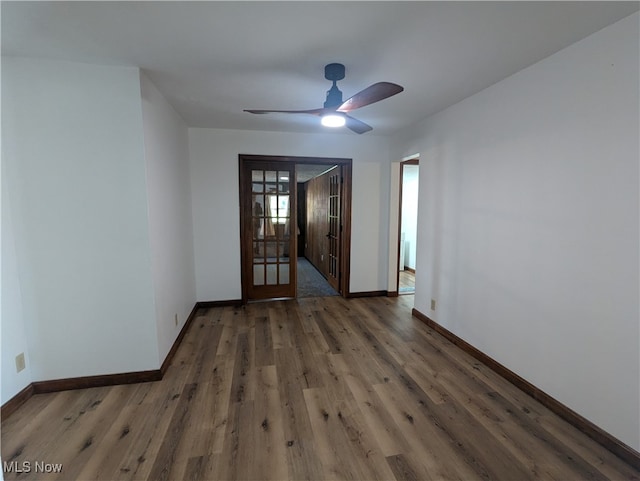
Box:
[396,158,419,295]
[239,154,352,303]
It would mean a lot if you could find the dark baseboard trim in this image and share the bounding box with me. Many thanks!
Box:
[411,308,640,469]
[346,290,388,298]
[196,299,243,308]
[403,266,416,274]
[32,370,162,394]
[160,303,201,374]
[387,291,399,298]
[1,383,34,420]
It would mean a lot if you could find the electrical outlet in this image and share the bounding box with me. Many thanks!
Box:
[174,313,179,326]
[15,353,26,373]
[431,299,437,311]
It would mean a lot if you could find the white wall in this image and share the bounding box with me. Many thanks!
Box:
[140,73,197,364]
[2,58,160,385]
[1,174,33,404]
[189,128,391,300]
[390,13,639,450]
[401,165,419,270]
[387,162,401,292]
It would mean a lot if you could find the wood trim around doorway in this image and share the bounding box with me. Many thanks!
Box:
[238,154,353,303]
[397,158,419,294]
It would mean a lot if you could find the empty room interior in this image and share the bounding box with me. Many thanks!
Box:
[2,2,639,480]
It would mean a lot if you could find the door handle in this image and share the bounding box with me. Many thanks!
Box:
[326,233,332,239]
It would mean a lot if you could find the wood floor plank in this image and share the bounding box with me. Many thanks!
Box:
[215,308,241,358]
[274,347,325,480]
[145,382,199,481]
[183,455,206,481]
[434,364,595,480]
[322,312,391,386]
[315,352,351,403]
[268,302,293,350]
[252,365,289,480]
[539,420,640,481]
[208,356,236,455]
[296,298,325,335]
[221,400,256,480]
[302,387,367,480]
[403,362,451,405]
[332,395,398,480]
[73,402,149,480]
[295,300,332,356]
[2,296,638,481]
[410,328,636,480]
[2,390,77,464]
[49,385,136,481]
[387,452,435,481]
[229,332,254,404]
[311,307,345,355]
[113,380,188,480]
[6,387,122,481]
[361,324,535,481]
[343,371,411,457]
[284,302,325,389]
[373,379,480,480]
[254,315,275,367]
[484,390,611,481]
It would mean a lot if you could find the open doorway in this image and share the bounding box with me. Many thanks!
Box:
[239,154,352,303]
[398,159,419,295]
[297,164,341,298]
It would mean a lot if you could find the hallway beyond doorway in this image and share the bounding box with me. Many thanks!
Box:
[297,257,339,298]
[399,269,415,294]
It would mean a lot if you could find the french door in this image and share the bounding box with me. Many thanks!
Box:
[327,166,341,291]
[240,160,296,300]
[240,154,352,303]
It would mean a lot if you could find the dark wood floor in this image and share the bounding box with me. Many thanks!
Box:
[2,296,638,480]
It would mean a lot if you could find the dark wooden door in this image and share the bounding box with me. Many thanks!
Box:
[241,160,296,300]
[327,166,341,291]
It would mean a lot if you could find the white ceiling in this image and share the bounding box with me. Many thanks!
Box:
[2,1,638,136]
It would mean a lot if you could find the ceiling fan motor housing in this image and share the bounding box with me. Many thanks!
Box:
[324,63,345,108]
[324,63,345,81]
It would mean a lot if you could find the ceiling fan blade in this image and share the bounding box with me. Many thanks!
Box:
[345,115,373,134]
[337,82,404,112]
[244,108,327,115]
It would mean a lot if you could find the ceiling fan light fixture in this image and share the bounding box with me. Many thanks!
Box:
[245,63,403,134]
[321,113,346,128]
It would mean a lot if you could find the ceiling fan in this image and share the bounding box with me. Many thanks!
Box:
[244,63,404,134]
